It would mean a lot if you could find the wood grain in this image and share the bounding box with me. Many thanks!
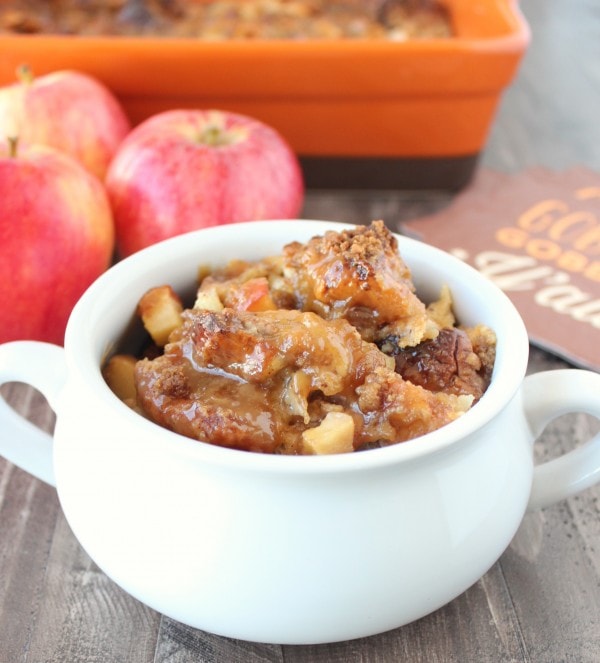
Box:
[2,0,600,660]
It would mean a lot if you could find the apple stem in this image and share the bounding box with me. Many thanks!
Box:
[7,136,19,158]
[16,63,34,85]
[199,125,229,147]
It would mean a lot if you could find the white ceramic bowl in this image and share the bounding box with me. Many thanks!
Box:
[1,220,600,644]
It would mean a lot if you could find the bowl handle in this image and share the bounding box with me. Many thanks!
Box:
[523,369,600,511]
[0,341,67,487]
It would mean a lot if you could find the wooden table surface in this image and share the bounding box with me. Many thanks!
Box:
[1,1,600,661]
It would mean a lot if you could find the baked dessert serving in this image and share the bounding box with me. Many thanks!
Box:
[103,221,496,454]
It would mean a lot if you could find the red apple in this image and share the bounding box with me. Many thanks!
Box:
[105,109,304,257]
[0,139,115,345]
[0,66,131,181]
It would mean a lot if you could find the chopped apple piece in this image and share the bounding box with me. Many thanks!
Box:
[228,277,277,312]
[302,412,355,455]
[194,286,224,312]
[137,285,183,346]
[103,354,138,403]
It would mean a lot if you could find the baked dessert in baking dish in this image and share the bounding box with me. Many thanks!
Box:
[0,0,453,40]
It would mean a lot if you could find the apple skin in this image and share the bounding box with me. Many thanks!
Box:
[0,141,115,345]
[0,68,131,181]
[105,109,304,257]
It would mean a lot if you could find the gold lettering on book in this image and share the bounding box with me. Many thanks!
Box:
[495,194,600,281]
[518,199,568,232]
[576,187,600,200]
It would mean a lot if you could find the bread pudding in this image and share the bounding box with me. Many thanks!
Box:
[103,221,495,454]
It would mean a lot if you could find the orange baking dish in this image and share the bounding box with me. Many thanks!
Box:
[0,0,529,188]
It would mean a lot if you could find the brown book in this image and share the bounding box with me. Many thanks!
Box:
[402,167,600,372]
